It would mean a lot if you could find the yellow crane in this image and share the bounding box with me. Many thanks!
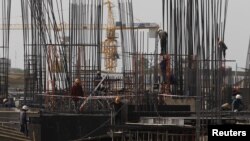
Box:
[102,0,118,72]
[0,23,159,30]
[0,1,159,73]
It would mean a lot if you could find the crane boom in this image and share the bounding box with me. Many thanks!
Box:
[0,23,159,30]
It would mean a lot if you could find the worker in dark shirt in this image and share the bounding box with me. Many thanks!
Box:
[20,105,29,136]
[221,88,241,111]
[112,96,123,125]
[3,98,15,108]
[3,98,8,107]
[71,78,83,111]
[218,39,227,58]
[232,94,244,112]
[158,29,168,55]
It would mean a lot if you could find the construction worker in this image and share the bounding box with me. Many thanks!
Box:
[232,94,244,112]
[71,78,84,112]
[160,57,167,83]
[94,71,106,94]
[158,29,168,55]
[218,39,227,58]
[221,88,241,111]
[20,105,29,136]
[112,96,123,125]
[3,98,15,107]
[3,98,8,107]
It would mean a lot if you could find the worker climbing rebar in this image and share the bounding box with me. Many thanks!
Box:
[218,39,228,59]
[158,29,168,55]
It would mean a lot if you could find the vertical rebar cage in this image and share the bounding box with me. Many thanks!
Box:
[20,0,103,108]
[0,0,11,99]
[162,0,229,140]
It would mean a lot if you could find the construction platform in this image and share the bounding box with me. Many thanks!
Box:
[2,105,250,141]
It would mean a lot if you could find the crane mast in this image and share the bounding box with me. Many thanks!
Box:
[102,0,118,72]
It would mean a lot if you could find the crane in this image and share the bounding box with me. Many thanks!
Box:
[0,1,159,73]
[102,0,118,72]
[0,23,159,30]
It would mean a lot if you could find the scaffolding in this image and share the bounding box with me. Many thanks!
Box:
[20,0,103,106]
[1,0,250,141]
[17,0,161,111]
[161,0,234,140]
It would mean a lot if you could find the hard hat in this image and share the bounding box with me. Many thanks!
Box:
[22,105,29,111]
[115,96,121,103]
[3,98,8,103]
[74,78,80,84]
[236,94,242,100]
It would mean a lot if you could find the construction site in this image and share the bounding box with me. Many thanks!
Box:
[0,0,250,141]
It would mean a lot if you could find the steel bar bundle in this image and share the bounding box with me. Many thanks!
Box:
[0,0,11,98]
[20,0,103,107]
[162,0,229,140]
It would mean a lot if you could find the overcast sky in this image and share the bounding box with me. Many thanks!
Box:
[3,0,250,70]
[132,0,250,70]
[225,0,250,69]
